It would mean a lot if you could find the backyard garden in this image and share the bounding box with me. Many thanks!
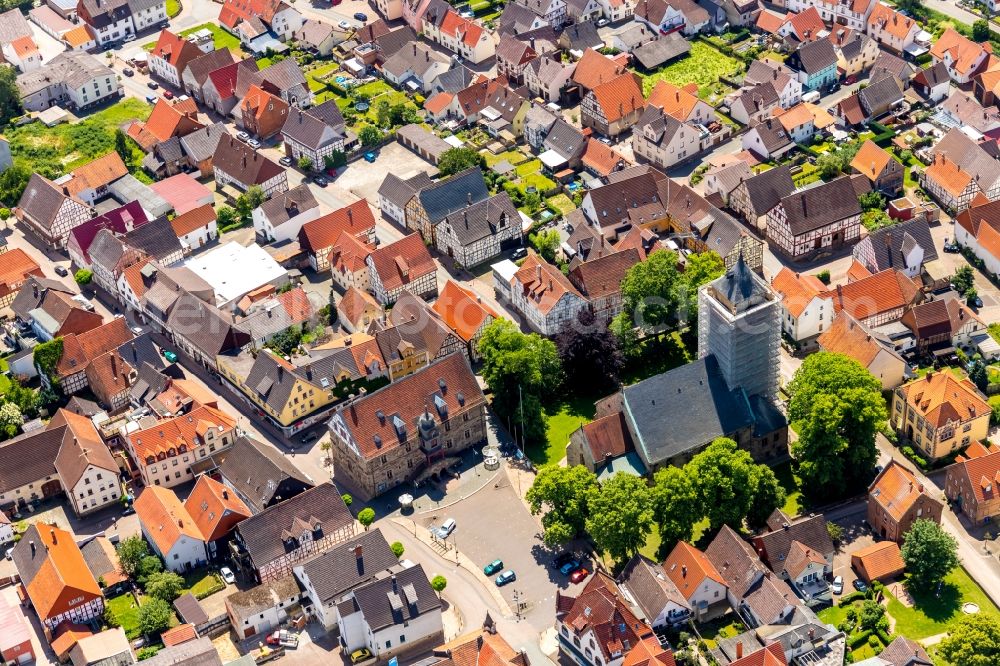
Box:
[637,41,744,105]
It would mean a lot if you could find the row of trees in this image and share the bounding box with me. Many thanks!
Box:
[526,438,785,560]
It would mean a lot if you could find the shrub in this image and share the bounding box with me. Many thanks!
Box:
[816,270,831,285]
[74,269,93,285]
[868,635,880,648]
[391,541,404,558]
[839,591,866,606]
[137,646,162,661]
[847,630,873,650]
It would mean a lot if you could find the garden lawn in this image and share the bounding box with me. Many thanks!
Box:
[484,150,527,168]
[520,172,557,193]
[699,617,745,648]
[816,602,851,629]
[548,193,576,215]
[637,41,743,100]
[106,594,143,639]
[183,570,224,600]
[886,566,1000,639]
[256,57,273,69]
[5,98,151,176]
[179,23,242,52]
[0,358,9,396]
[307,63,340,92]
[531,396,597,465]
[773,461,803,517]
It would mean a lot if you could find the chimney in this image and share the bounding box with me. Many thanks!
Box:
[178,519,183,528]
[391,575,398,592]
[354,544,363,559]
[736,643,743,659]
[467,192,472,204]
[50,529,56,544]
[222,489,229,500]
[536,264,542,283]
[29,541,35,556]
[808,628,815,640]
[681,565,687,578]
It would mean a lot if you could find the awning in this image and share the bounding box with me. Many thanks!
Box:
[539,149,567,169]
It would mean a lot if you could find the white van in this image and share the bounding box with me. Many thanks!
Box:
[802,90,821,104]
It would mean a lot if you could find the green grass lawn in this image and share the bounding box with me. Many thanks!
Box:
[307,63,341,92]
[817,602,851,628]
[106,594,144,639]
[0,358,10,396]
[256,57,273,69]
[773,461,803,518]
[637,41,743,101]
[548,193,576,215]
[520,172,557,193]
[5,98,151,177]
[529,395,598,465]
[699,617,745,648]
[484,150,528,168]
[887,566,1000,639]
[179,23,242,52]
[182,570,224,599]
[621,331,692,385]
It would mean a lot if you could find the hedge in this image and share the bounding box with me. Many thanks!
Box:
[847,630,874,650]
[838,591,866,606]
[875,628,893,645]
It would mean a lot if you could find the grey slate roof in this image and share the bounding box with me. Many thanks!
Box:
[739,165,795,217]
[80,537,119,584]
[0,7,31,43]
[635,105,683,149]
[794,39,837,75]
[618,555,691,622]
[543,118,587,161]
[438,192,519,245]
[185,48,239,88]
[859,74,903,115]
[282,101,346,150]
[258,184,318,226]
[17,174,85,232]
[707,254,772,315]
[632,33,691,70]
[174,593,210,626]
[180,123,228,164]
[870,50,916,84]
[375,26,418,59]
[349,563,441,631]
[218,436,314,512]
[864,217,938,273]
[213,135,284,186]
[498,1,544,34]
[139,637,221,666]
[748,117,791,155]
[17,52,114,96]
[298,529,398,603]
[124,216,184,261]
[432,65,478,94]
[622,355,754,466]
[241,351,301,414]
[779,176,861,236]
[10,275,73,321]
[561,20,603,52]
[416,167,490,224]
[165,291,249,358]
[130,361,173,405]
[378,172,435,211]
[383,42,451,82]
[755,514,834,572]
[236,482,353,569]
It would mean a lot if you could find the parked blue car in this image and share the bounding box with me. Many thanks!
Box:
[495,570,516,586]
[364,151,377,163]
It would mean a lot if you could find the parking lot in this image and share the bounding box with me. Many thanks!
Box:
[414,471,591,631]
[336,143,438,208]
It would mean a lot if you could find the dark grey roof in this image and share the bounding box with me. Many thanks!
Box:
[298,529,398,603]
[213,134,284,186]
[736,81,779,115]
[124,216,183,260]
[282,101,346,150]
[707,254,772,314]
[739,165,794,217]
[180,123,228,164]
[863,217,938,273]
[0,426,64,496]
[432,65,478,94]
[438,192,519,246]
[80,537,118,583]
[562,20,603,51]
[218,436,314,511]
[375,26,418,59]
[859,74,903,115]
[632,33,691,70]
[10,275,73,321]
[914,61,949,90]
[11,524,55,588]
[259,184,319,226]
[622,355,754,466]
[779,176,861,236]
[88,228,127,272]
[139,637,221,666]
[755,514,834,571]
[618,555,690,621]
[416,167,490,224]
[152,136,185,166]
[236,483,353,568]
[748,117,790,155]
[749,394,787,438]
[129,361,173,405]
[174,593,210,626]
[635,105,683,148]
[701,207,759,260]
[17,174,81,231]
[871,50,916,83]
[236,58,308,100]
[78,0,130,29]
[242,351,300,414]
[185,48,238,87]
[165,291,249,358]
[543,118,587,161]
[378,172,435,210]
[65,396,103,417]
[498,1,543,34]
[349,563,441,631]
[794,39,837,75]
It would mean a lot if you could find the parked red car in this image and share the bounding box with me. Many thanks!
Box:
[570,568,589,584]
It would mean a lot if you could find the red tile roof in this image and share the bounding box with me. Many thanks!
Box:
[135,486,203,556]
[0,248,42,300]
[22,524,102,623]
[590,73,644,123]
[150,29,202,77]
[367,233,436,293]
[826,269,921,321]
[851,541,905,582]
[170,204,217,237]
[664,541,725,597]
[431,280,498,343]
[898,371,990,429]
[129,405,236,463]
[183,475,251,542]
[299,200,376,254]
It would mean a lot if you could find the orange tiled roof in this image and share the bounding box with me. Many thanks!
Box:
[241,84,289,122]
[773,103,813,132]
[926,154,977,197]
[852,139,894,180]
[572,49,628,91]
[120,259,150,300]
[129,404,236,463]
[161,624,198,647]
[64,152,128,197]
[868,460,927,522]
[590,73,644,123]
[56,317,133,378]
[731,643,786,666]
[432,280,498,343]
[135,485,203,556]
[646,80,702,122]
[827,269,921,320]
[10,36,37,57]
[329,230,374,275]
[817,313,891,368]
[663,541,725,597]
[0,248,42,296]
[899,370,990,428]
[846,258,872,282]
[439,10,483,48]
[582,138,628,177]
[931,28,989,76]
[868,3,918,41]
[513,251,583,314]
[423,92,453,115]
[785,7,824,41]
[803,102,836,129]
[63,25,93,48]
[170,204,217,237]
[367,233,436,293]
[24,524,102,622]
[338,287,381,328]
[756,9,788,34]
[623,634,677,666]
[435,628,530,666]
[183,475,251,542]
[771,267,827,318]
[851,541,905,582]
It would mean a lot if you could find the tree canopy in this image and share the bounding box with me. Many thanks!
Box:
[620,250,682,329]
[526,465,598,547]
[651,466,700,550]
[145,571,184,602]
[478,319,562,445]
[788,352,886,500]
[901,518,959,591]
[554,309,623,395]
[0,64,23,127]
[687,438,785,532]
[586,472,654,563]
[528,229,560,263]
[939,614,1000,666]
[136,598,172,637]
[116,536,149,579]
[438,147,485,176]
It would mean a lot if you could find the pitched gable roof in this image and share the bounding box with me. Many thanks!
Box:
[135,485,204,555]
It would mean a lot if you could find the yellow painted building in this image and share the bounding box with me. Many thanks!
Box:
[892,371,991,461]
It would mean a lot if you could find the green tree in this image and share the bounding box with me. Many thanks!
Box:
[145,571,184,602]
[430,575,447,595]
[858,190,886,212]
[341,493,353,506]
[939,614,1000,666]
[901,518,959,591]
[136,598,172,637]
[688,438,785,531]
[609,312,641,359]
[217,206,239,229]
[526,465,598,547]
[788,352,886,500]
[358,507,375,530]
[478,319,562,445]
[74,269,93,285]
[974,19,992,42]
[0,207,9,220]
[621,249,682,329]
[862,210,893,232]
[554,309,622,394]
[5,380,38,418]
[297,156,314,171]
[390,541,404,558]
[0,402,22,439]
[827,521,844,543]
[236,185,265,220]
[325,150,347,170]
[359,124,383,146]
[858,599,886,631]
[681,251,725,324]
[137,555,163,584]
[0,163,30,206]
[953,266,975,296]
[894,0,924,15]
[438,146,485,176]
[269,325,302,355]
[528,229,560,262]
[651,466,700,551]
[116,536,149,578]
[971,357,989,392]
[586,473,653,563]
[0,64,23,126]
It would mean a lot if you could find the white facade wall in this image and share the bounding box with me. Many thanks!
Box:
[69,465,121,517]
[253,206,321,243]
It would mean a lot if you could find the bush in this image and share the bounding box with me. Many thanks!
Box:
[816,270,831,285]
[137,646,162,661]
[74,269,93,285]
[391,541,404,558]
[839,591,866,606]
[847,630,873,650]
